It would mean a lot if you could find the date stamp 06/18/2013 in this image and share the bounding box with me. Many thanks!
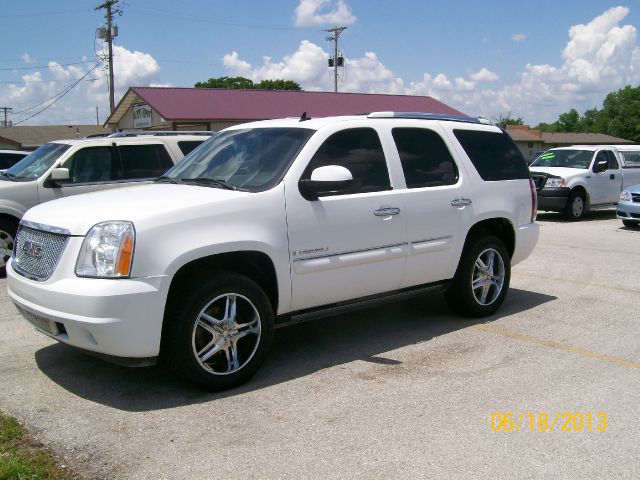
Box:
[491,412,607,432]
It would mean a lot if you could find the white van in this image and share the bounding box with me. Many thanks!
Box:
[0,132,212,274]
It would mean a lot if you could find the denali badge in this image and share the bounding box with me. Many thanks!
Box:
[22,241,43,258]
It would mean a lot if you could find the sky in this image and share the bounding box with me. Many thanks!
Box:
[1,0,639,127]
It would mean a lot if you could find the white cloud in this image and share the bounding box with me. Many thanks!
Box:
[21,53,36,64]
[293,0,356,27]
[470,68,499,82]
[512,33,526,42]
[0,44,160,125]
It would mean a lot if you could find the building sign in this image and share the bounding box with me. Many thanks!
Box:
[133,104,152,128]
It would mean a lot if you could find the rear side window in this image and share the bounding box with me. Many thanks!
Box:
[302,128,390,195]
[118,144,173,179]
[392,128,458,188]
[621,151,640,167]
[178,140,204,156]
[453,129,529,181]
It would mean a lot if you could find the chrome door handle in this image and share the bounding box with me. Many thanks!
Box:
[374,207,401,216]
[451,198,472,207]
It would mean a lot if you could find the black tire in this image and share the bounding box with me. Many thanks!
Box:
[622,219,639,228]
[162,272,274,391]
[445,235,511,317]
[564,190,586,221]
[0,217,18,278]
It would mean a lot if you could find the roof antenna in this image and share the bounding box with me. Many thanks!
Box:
[299,111,310,122]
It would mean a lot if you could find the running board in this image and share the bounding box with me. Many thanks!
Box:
[276,281,451,329]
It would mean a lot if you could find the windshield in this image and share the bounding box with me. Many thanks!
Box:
[4,143,70,181]
[530,149,593,169]
[164,127,314,192]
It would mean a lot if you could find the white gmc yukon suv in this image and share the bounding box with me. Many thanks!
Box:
[7,113,539,390]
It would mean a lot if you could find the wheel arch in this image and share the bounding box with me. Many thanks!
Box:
[462,218,515,259]
[569,185,589,209]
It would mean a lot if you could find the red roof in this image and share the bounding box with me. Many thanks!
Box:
[126,87,464,121]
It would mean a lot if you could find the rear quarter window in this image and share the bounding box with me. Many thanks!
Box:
[453,129,529,181]
[621,151,640,167]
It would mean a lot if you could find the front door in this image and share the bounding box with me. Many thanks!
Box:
[588,150,622,205]
[285,127,406,312]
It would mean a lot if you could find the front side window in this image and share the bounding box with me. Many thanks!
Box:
[301,128,390,195]
[118,144,173,179]
[392,128,458,188]
[62,146,115,184]
[4,143,70,181]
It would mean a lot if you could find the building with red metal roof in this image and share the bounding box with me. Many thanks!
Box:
[105,86,465,131]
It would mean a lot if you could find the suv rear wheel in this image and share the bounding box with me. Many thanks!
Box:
[163,272,274,391]
[445,235,511,317]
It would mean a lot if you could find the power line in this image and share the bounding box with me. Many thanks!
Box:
[0,60,95,71]
[0,9,88,18]
[10,61,104,126]
[0,77,105,85]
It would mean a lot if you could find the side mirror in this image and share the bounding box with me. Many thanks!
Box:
[594,159,608,173]
[299,165,353,200]
[44,167,70,187]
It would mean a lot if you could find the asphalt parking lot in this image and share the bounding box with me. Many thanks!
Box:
[1,210,639,479]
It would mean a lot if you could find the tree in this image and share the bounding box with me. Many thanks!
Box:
[194,76,301,91]
[494,113,524,129]
[557,109,580,132]
[598,85,640,142]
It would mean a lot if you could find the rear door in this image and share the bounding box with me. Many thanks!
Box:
[389,126,474,287]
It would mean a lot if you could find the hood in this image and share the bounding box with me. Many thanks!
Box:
[529,166,588,178]
[22,183,254,235]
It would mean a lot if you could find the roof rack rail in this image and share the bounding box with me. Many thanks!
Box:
[107,130,215,138]
[367,111,492,125]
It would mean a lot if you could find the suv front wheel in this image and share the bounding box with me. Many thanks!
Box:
[445,235,511,317]
[163,272,274,391]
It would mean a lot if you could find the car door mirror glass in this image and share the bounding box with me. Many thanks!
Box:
[50,167,70,182]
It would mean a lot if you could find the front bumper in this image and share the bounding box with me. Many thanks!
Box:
[616,200,640,220]
[7,260,171,360]
[536,187,570,211]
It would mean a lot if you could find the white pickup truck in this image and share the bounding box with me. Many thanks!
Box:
[529,145,640,220]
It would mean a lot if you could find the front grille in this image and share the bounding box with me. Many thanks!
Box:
[530,173,547,190]
[16,305,59,335]
[13,225,69,281]
[632,193,640,203]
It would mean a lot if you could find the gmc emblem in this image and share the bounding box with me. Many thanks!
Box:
[22,241,43,258]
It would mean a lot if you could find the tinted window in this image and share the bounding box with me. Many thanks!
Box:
[454,129,529,181]
[0,152,27,170]
[392,128,458,188]
[5,143,70,181]
[303,128,390,195]
[118,144,173,179]
[604,151,619,169]
[63,146,115,183]
[178,140,205,156]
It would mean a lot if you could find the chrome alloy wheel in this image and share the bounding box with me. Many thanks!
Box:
[0,229,14,269]
[571,196,584,218]
[471,248,506,306]
[192,293,261,375]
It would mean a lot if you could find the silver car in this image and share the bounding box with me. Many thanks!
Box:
[617,184,640,227]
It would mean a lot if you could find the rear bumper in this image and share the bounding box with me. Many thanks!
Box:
[537,187,570,211]
[512,222,539,266]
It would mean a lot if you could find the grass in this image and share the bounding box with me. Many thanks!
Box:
[0,411,84,480]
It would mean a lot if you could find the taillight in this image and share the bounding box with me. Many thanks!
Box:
[529,178,537,223]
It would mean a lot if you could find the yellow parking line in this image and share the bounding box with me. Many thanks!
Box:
[473,324,640,369]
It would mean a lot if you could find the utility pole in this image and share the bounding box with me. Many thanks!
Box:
[0,107,12,127]
[324,26,346,93]
[95,0,120,115]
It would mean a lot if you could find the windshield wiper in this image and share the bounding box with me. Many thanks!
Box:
[0,171,16,181]
[154,175,182,184]
[181,177,240,191]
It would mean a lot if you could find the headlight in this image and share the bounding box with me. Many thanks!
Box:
[545,177,566,188]
[620,191,632,202]
[76,221,135,278]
